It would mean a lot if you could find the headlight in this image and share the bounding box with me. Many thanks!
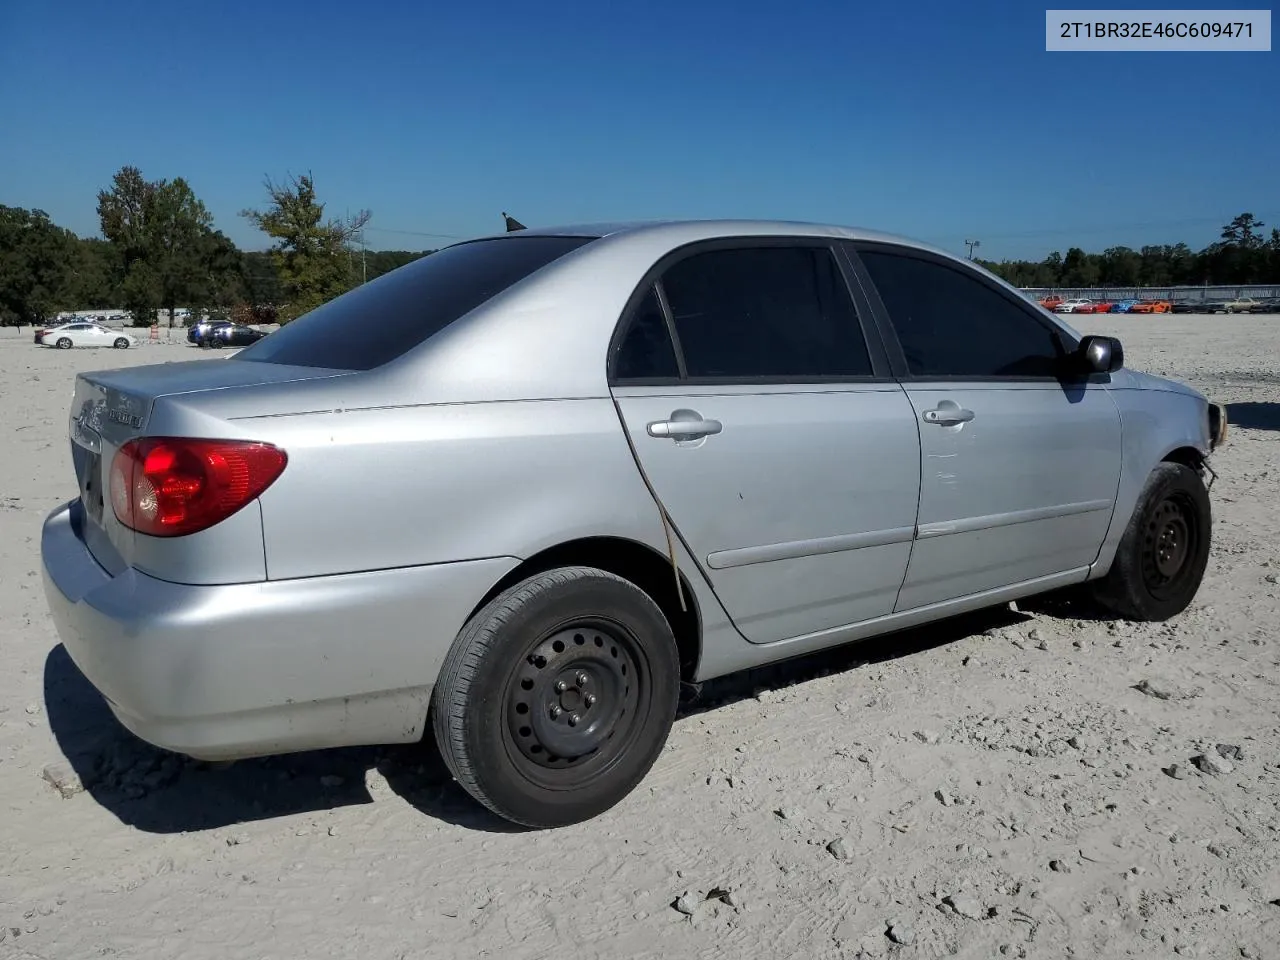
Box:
[1208,403,1228,449]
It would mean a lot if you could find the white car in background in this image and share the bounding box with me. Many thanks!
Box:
[1054,299,1093,314]
[37,322,137,350]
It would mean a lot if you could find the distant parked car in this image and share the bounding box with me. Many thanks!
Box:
[1246,297,1280,313]
[203,323,268,348]
[1054,298,1093,313]
[1224,297,1262,313]
[1109,299,1140,313]
[1169,301,1204,314]
[1129,299,1172,314]
[36,322,136,350]
[1073,301,1114,314]
[1038,295,1064,311]
[40,219,1229,828]
[187,319,233,346]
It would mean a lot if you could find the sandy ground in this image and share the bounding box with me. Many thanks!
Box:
[1,316,1277,960]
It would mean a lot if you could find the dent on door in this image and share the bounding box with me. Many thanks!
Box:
[614,387,923,644]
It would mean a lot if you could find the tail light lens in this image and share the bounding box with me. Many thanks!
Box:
[110,438,287,537]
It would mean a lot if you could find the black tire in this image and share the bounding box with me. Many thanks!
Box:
[432,566,680,828]
[56,337,72,349]
[113,337,129,349]
[1090,462,1211,621]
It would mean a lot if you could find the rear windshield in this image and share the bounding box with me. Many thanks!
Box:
[233,235,594,370]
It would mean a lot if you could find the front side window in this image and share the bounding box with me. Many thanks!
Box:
[234,235,595,370]
[657,245,873,379]
[858,249,1066,379]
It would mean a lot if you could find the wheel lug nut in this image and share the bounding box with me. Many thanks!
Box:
[577,672,588,686]
[555,680,567,693]
[569,714,580,727]
[550,705,562,719]
[584,694,596,707]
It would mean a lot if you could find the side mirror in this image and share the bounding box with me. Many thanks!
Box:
[1077,334,1123,374]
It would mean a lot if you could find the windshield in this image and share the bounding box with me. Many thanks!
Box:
[234,235,595,370]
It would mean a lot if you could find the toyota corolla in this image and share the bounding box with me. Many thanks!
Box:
[41,220,1228,828]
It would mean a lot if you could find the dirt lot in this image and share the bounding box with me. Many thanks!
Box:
[1,317,1277,960]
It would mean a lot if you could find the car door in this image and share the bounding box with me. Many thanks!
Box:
[609,239,922,644]
[846,242,1124,612]
[65,323,93,346]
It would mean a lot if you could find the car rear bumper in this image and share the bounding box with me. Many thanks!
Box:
[40,499,518,761]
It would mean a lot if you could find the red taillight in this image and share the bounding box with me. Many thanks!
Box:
[110,437,287,537]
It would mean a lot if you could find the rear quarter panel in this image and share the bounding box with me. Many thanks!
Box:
[1092,382,1211,574]
[246,398,678,580]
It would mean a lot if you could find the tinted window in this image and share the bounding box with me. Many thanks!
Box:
[859,250,1066,378]
[614,287,679,380]
[659,246,872,379]
[235,236,594,370]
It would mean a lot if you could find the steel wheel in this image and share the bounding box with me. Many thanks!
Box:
[433,566,681,828]
[503,620,645,787]
[1140,493,1199,601]
[1090,462,1211,622]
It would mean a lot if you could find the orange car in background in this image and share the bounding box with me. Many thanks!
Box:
[1039,295,1064,310]
[1129,299,1172,314]
[1073,301,1115,314]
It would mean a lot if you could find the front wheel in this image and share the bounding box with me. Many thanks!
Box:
[113,337,130,349]
[1090,462,1211,621]
[432,566,681,828]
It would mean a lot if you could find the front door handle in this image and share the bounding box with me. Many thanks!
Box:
[922,407,975,426]
[647,411,723,440]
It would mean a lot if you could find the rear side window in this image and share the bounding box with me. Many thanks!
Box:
[613,287,680,380]
[658,245,872,379]
[234,236,594,370]
[858,249,1066,379]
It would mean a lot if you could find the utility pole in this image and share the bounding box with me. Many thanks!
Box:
[965,238,981,260]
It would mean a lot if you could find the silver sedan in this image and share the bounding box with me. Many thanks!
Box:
[41,219,1228,828]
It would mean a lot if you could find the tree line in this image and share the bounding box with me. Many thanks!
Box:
[977,213,1278,289]
[0,166,432,327]
[3,169,1276,328]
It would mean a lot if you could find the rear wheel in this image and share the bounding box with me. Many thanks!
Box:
[1090,462,1211,621]
[432,566,680,828]
[56,337,72,349]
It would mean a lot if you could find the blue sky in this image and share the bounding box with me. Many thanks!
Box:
[1,0,1275,260]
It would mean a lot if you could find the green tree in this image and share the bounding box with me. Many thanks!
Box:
[68,238,123,307]
[97,166,220,326]
[1220,212,1267,248]
[0,205,77,326]
[1099,246,1141,286]
[1061,247,1100,286]
[240,173,370,322]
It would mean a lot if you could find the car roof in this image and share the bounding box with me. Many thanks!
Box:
[463,218,962,261]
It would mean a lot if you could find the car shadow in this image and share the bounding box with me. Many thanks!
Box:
[43,603,1033,836]
[1227,402,1280,431]
[42,644,512,834]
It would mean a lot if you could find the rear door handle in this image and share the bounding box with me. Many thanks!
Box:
[647,416,723,440]
[922,407,975,425]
